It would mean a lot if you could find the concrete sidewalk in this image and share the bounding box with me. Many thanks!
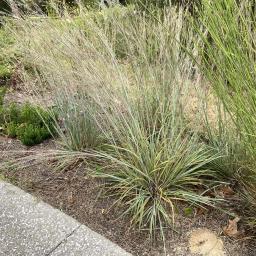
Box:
[0,181,132,256]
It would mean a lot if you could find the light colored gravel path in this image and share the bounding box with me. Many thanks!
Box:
[0,180,132,256]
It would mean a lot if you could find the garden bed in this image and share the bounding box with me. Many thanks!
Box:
[1,2,256,255]
[0,136,254,256]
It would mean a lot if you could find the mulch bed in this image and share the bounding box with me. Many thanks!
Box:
[0,136,255,256]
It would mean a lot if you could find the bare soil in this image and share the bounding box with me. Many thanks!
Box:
[0,136,255,256]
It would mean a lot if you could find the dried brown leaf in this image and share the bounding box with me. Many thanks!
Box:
[223,217,241,237]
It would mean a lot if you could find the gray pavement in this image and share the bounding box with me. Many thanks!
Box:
[0,181,132,256]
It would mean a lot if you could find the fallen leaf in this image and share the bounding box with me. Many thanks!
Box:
[67,192,74,205]
[223,217,241,237]
[221,186,235,197]
[195,207,208,216]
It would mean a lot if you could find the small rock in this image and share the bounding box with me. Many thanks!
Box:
[189,228,225,256]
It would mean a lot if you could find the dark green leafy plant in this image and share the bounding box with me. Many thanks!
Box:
[6,103,21,124]
[20,103,45,126]
[16,123,51,146]
[6,121,17,138]
[0,67,55,146]
[0,101,56,146]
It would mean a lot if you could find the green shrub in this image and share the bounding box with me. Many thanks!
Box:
[20,103,44,126]
[40,126,52,140]
[6,103,21,124]
[6,121,17,138]
[0,101,55,146]
[0,97,19,128]
[18,103,55,145]
[16,123,50,146]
